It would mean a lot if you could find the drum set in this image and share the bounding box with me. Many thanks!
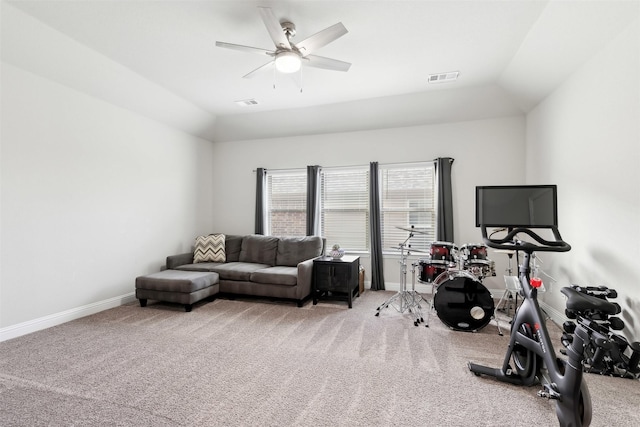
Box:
[376,226,501,333]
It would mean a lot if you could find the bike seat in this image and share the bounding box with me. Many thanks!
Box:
[561,287,620,315]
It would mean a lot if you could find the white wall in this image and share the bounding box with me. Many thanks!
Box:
[526,17,640,339]
[0,63,215,336]
[210,116,526,291]
[0,4,217,339]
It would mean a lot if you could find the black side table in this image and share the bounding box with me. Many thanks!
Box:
[313,255,360,308]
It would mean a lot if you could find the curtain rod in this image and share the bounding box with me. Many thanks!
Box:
[252,158,452,173]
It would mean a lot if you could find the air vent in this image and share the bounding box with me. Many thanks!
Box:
[428,71,459,84]
[235,98,259,107]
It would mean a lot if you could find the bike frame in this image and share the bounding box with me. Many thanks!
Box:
[509,252,590,424]
[468,227,592,426]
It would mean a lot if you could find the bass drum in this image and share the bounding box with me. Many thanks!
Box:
[433,271,495,332]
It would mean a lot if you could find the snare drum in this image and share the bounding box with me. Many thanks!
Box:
[417,259,448,283]
[464,263,493,281]
[432,270,495,332]
[464,259,496,280]
[429,241,457,265]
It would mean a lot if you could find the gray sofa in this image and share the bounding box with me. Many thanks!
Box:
[165,234,325,307]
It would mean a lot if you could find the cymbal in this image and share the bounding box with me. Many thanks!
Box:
[395,226,431,234]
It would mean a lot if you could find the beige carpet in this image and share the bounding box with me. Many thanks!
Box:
[1,291,638,426]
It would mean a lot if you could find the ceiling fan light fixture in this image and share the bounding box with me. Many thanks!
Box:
[275,51,301,73]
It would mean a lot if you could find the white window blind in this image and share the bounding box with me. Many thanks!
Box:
[380,163,435,252]
[266,169,307,236]
[320,167,370,251]
[264,163,436,253]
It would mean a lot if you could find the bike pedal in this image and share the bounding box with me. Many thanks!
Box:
[537,384,561,400]
[537,389,560,400]
[505,364,513,376]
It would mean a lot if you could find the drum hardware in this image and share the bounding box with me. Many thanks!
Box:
[376,230,429,326]
[388,246,428,254]
[462,260,495,281]
[460,243,496,281]
[495,250,519,317]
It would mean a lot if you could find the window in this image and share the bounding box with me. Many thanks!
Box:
[263,162,436,255]
[320,167,370,251]
[379,163,436,253]
[265,169,307,236]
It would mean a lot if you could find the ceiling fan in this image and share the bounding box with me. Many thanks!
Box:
[216,6,351,78]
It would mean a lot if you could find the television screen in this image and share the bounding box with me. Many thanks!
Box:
[476,185,558,228]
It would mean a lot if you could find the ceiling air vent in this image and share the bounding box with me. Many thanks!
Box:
[235,98,259,107]
[428,71,459,84]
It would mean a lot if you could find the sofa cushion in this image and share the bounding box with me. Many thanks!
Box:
[224,235,243,262]
[135,270,219,293]
[250,266,298,286]
[175,262,223,272]
[193,234,225,263]
[239,235,279,266]
[212,262,270,281]
[276,236,323,267]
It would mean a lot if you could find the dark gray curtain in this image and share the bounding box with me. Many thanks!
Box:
[435,157,455,242]
[306,165,321,236]
[255,168,266,235]
[369,162,385,290]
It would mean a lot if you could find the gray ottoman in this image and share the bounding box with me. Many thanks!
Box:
[135,270,219,312]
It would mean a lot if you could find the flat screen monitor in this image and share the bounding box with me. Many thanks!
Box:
[476,185,558,228]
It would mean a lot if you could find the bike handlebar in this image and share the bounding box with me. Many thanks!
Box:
[480,226,571,253]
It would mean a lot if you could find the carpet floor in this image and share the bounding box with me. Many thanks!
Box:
[1,290,638,426]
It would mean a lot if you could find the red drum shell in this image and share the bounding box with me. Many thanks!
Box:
[417,259,447,283]
[429,241,456,264]
[463,244,488,261]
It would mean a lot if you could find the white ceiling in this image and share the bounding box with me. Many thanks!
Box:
[3,0,639,142]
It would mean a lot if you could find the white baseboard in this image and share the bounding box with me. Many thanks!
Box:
[378,281,433,294]
[0,292,136,342]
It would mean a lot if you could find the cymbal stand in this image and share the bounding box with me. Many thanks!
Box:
[375,234,428,326]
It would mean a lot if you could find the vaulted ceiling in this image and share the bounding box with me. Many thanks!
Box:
[3,1,638,142]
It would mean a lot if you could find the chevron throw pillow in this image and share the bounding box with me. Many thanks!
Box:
[193,234,226,263]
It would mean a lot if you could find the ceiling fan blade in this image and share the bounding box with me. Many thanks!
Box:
[295,22,348,57]
[216,41,273,57]
[258,6,291,50]
[243,60,275,79]
[305,55,351,72]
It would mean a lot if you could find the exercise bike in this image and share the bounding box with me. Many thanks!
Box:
[467,226,619,427]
